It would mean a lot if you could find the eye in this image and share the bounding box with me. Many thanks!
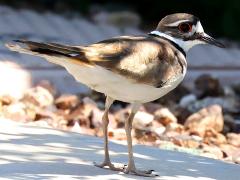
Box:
[178,23,192,33]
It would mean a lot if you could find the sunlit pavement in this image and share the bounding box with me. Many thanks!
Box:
[0,118,239,180]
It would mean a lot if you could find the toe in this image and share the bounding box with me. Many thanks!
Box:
[93,161,106,168]
[94,161,124,172]
[123,168,158,177]
[142,169,154,174]
[133,170,158,177]
[108,164,124,171]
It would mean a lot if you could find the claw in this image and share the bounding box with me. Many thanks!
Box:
[123,166,158,177]
[94,161,124,171]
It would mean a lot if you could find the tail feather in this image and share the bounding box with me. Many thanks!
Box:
[5,40,93,67]
[11,40,83,57]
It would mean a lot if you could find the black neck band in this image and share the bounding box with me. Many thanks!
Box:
[149,33,186,58]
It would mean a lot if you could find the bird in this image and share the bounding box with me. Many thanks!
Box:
[6,13,224,177]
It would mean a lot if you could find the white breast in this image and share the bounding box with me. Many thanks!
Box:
[60,61,186,103]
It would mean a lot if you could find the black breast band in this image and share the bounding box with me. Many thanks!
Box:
[149,33,186,58]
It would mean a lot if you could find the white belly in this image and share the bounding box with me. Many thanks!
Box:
[60,62,185,103]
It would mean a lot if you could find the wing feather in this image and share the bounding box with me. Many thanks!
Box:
[6,36,183,87]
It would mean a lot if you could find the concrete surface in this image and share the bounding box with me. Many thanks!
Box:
[0,119,239,180]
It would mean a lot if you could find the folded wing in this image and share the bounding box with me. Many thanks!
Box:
[6,36,178,87]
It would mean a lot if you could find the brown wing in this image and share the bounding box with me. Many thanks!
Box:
[84,36,185,87]
[7,36,184,87]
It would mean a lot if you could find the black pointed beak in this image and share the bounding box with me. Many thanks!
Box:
[198,33,225,48]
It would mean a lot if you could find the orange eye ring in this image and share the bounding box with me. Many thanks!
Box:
[178,23,192,33]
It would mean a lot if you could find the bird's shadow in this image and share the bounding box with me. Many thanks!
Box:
[0,123,239,180]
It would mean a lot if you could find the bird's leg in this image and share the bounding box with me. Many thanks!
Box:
[123,103,157,177]
[94,96,123,171]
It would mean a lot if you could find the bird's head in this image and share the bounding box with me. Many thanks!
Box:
[150,13,225,52]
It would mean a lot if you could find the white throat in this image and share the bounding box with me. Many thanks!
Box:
[150,22,205,53]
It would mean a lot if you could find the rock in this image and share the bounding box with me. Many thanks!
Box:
[27,119,52,128]
[184,105,224,137]
[82,97,98,107]
[219,144,239,158]
[0,95,15,106]
[68,122,95,137]
[179,94,197,107]
[171,135,200,148]
[223,86,236,97]
[67,97,99,127]
[157,140,175,148]
[66,97,116,129]
[234,121,240,133]
[109,128,126,140]
[156,84,190,105]
[226,133,240,147]
[2,102,37,122]
[25,104,37,121]
[55,94,80,110]
[0,61,31,99]
[172,106,192,125]
[211,132,227,145]
[135,129,158,144]
[187,97,240,114]
[153,126,166,136]
[200,144,223,159]
[194,74,224,98]
[219,144,240,163]
[233,154,240,164]
[133,111,154,130]
[223,115,237,134]
[2,102,28,122]
[66,103,91,128]
[143,103,162,114]
[201,152,219,159]
[166,122,184,133]
[232,83,240,95]
[114,108,129,128]
[114,105,152,129]
[35,108,57,121]
[154,108,177,126]
[163,131,181,138]
[36,80,57,97]
[91,108,104,128]
[21,86,54,107]
[204,129,227,145]
[71,121,82,133]
[150,120,166,136]
[90,108,117,129]
[89,91,106,104]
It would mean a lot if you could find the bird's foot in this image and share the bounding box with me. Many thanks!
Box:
[94,161,124,171]
[123,166,158,177]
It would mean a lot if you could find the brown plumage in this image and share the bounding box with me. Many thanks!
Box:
[12,35,185,88]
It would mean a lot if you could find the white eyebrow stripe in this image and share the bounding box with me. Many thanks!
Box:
[165,20,190,27]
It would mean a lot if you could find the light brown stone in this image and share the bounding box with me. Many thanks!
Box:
[227,133,240,147]
[154,108,177,126]
[21,86,54,107]
[55,94,79,110]
[184,105,224,137]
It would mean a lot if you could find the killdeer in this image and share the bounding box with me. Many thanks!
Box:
[6,13,224,177]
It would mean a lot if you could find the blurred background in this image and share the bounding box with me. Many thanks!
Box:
[0,0,240,96]
[0,0,240,164]
[0,0,240,40]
